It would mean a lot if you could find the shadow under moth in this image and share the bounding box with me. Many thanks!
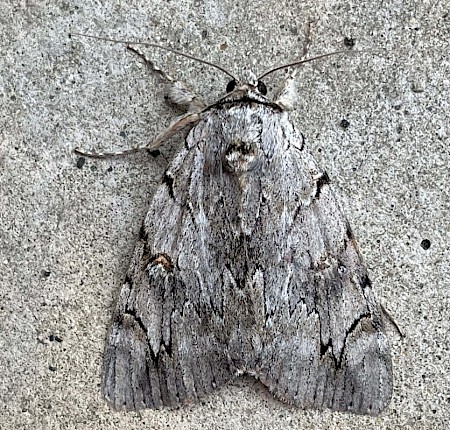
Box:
[74,34,393,415]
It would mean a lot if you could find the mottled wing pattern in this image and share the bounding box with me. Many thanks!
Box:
[243,110,392,415]
[102,137,239,410]
[103,102,392,414]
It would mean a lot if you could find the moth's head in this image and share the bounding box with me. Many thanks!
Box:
[224,69,268,102]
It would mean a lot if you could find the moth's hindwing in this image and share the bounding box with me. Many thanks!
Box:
[103,102,392,415]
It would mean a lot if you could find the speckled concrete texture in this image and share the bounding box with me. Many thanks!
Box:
[1,1,449,429]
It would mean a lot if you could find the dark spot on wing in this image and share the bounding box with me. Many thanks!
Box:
[298,132,305,150]
[320,338,333,357]
[139,225,148,241]
[315,171,331,199]
[361,274,372,289]
[124,274,133,286]
[346,221,355,240]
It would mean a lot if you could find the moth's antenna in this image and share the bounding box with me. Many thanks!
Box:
[70,32,236,80]
[258,49,365,80]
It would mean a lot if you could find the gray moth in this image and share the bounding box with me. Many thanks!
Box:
[74,35,392,415]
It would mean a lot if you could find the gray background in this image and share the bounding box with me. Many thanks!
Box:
[1,0,448,429]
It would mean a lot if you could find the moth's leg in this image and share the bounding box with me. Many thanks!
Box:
[275,70,298,111]
[74,112,200,159]
[126,45,176,84]
[74,45,206,159]
[127,45,206,113]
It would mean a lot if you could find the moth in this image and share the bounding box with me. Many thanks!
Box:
[74,34,393,415]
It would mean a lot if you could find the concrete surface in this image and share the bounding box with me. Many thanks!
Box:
[1,0,449,429]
